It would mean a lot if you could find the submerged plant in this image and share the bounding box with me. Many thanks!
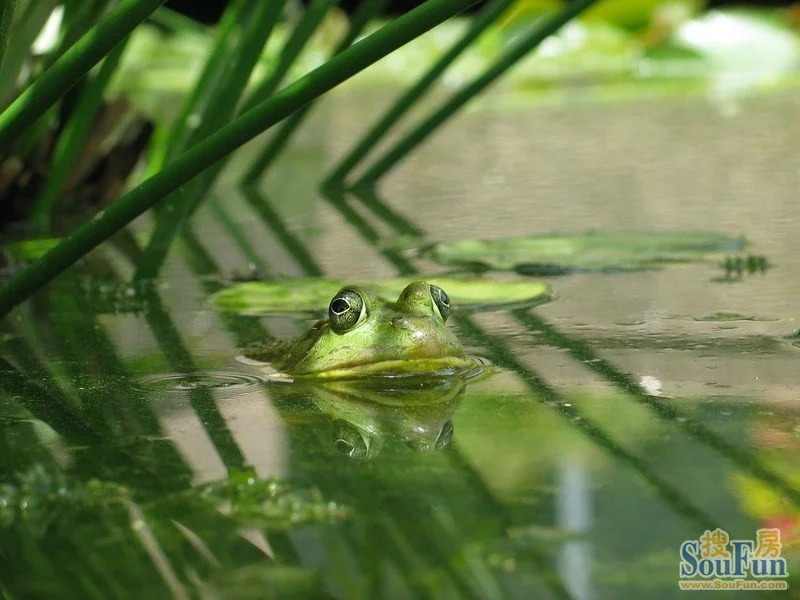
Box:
[0,464,130,537]
[194,469,348,527]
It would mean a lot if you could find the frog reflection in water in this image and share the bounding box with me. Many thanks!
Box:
[245,281,478,379]
[270,376,465,461]
[244,281,484,460]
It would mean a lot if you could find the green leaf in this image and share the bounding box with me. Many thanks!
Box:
[211,277,552,315]
[421,231,746,272]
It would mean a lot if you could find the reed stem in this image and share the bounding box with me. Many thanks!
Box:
[323,0,515,188]
[0,0,165,152]
[353,0,601,186]
[242,0,388,184]
[0,0,480,317]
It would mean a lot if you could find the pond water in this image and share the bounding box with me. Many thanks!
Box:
[1,86,799,598]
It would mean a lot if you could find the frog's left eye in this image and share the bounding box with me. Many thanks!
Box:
[429,285,450,322]
[329,288,365,333]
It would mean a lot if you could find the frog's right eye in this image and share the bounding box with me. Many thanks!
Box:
[333,421,379,461]
[329,288,365,333]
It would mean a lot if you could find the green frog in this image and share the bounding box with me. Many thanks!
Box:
[244,281,478,379]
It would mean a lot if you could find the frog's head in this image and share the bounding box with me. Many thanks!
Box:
[275,281,474,379]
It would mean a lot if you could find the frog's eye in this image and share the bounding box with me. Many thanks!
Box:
[435,420,454,450]
[329,288,365,333]
[429,285,450,322]
[333,421,379,461]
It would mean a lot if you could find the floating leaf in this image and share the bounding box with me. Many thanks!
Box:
[420,231,746,273]
[211,277,551,315]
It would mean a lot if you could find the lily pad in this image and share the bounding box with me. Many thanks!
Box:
[211,278,551,315]
[419,231,746,274]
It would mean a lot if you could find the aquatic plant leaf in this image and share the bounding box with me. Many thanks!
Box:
[193,470,347,527]
[0,465,130,538]
[211,277,551,314]
[420,231,746,273]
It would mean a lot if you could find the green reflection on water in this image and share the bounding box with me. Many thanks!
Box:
[2,98,800,599]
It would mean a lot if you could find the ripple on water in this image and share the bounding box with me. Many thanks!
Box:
[136,371,266,395]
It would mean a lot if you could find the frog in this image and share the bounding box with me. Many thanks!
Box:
[243,281,478,379]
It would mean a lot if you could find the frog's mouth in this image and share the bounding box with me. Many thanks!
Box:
[286,355,482,380]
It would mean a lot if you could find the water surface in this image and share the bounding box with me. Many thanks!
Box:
[1,87,799,598]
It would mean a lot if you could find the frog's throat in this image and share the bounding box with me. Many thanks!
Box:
[286,356,479,380]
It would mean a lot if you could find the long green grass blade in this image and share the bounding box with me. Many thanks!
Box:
[0,0,482,317]
[240,0,336,113]
[0,0,18,83]
[354,0,601,186]
[174,0,336,221]
[0,0,56,107]
[55,0,113,63]
[31,38,130,227]
[242,0,388,184]
[323,0,515,188]
[135,0,287,279]
[178,0,288,153]
[0,0,164,153]
[146,0,250,174]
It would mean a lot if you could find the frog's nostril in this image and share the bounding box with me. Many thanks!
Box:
[391,316,410,329]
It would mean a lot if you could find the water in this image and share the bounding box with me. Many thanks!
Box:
[1,86,799,598]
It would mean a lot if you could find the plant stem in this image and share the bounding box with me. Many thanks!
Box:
[145,0,250,175]
[0,0,480,317]
[0,0,57,107]
[136,0,287,279]
[174,0,336,221]
[0,0,164,153]
[239,0,335,113]
[0,0,18,86]
[353,0,601,187]
[31,38,130,227]
[242,0,388,184]
[323,0,515,188]
[154,0,335,226]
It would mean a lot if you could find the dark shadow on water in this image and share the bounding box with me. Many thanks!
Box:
[140,286,247,471]
[320,186,418,275]
[239,185,324,277]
